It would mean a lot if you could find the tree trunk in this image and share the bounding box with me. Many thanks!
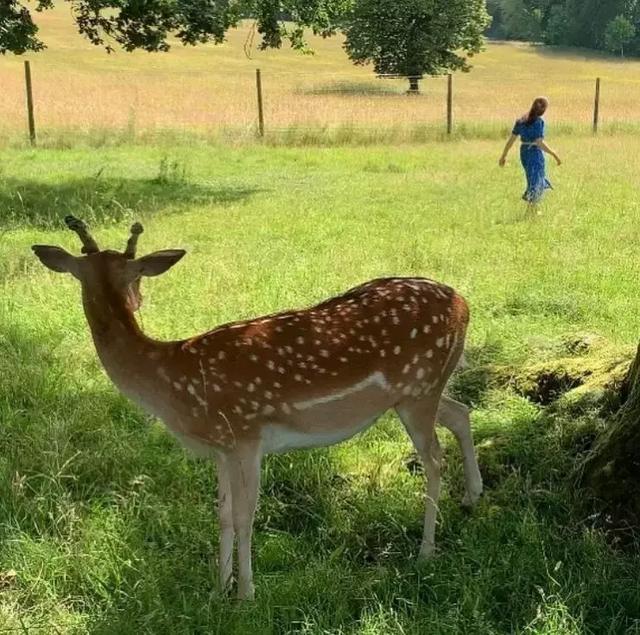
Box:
[407,76,420,94]
[580,343,640,526]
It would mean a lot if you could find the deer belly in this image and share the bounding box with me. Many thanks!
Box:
[261,375,394,454]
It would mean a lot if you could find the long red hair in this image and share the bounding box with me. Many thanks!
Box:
[519,97,549,126]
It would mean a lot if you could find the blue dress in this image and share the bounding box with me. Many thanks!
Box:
[512,117,552,203]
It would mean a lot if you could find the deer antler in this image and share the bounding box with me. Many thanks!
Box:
[64,215,100,254]
[124,222,144,259]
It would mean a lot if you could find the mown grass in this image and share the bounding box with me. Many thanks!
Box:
[4,7,640,144]
[1,137,639,633]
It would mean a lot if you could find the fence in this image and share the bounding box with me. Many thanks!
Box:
[1,60,629,146]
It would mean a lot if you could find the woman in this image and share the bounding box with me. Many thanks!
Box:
[499,97,561,211]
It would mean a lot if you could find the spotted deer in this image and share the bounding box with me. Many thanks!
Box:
[32,217,483,600]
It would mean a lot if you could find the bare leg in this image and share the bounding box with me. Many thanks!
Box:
[437,395,483,507]
[227,441,262,600]
[396,399,442,560]
[215,454,234,593]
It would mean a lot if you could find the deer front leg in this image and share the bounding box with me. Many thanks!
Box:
[215,455,234,593]
[437,395,483,507]
[228,441,262,600]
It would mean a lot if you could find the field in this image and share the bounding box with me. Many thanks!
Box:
[4,6,640,143]
[1,135,640,633]
[2,6,640,633]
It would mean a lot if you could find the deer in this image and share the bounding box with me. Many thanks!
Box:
[32,216,483,600]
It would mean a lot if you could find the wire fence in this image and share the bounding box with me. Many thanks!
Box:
[3,60,640,145]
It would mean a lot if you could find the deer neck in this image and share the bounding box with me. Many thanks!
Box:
[80,283,170,390]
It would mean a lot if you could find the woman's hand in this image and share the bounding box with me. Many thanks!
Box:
[499,156,507,167]
[554,155,562,166]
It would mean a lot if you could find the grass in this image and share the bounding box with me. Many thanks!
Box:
[4,8,640,144]
[1,136,640,633]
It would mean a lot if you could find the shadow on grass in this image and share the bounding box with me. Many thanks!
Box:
[0,176,263,229]
[2,323,639,633]
[296,81,405,97]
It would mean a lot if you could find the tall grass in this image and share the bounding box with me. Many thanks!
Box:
[4,8,640,144]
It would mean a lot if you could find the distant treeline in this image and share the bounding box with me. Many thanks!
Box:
[486,0,640,56]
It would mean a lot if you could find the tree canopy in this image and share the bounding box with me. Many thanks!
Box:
[343,0,490,92]
[486,0,640,56]
[0,0,350,55]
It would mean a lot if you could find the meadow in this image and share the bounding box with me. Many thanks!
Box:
[4,7,640,144]
[1,134,640,633]
[1,6,640,634]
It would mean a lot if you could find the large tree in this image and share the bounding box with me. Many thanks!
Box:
[0,0,350,55]
[342,0,491,93]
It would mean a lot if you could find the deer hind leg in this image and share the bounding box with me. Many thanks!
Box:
[227,441,262,601]
[437,395,483,507]
[215,454,234,593]
[395,397,442,561]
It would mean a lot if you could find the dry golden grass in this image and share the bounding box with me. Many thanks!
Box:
[3,6,640,139]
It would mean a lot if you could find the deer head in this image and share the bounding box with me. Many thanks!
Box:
[32,215,185,312]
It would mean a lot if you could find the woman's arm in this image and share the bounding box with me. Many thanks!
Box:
[535,138,562,165]
[499,134,517,166]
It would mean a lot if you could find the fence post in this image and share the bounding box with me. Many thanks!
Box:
[24,60,36,146]
[255,68,265,138]
[593,77,600,134]
[447,74,453,135]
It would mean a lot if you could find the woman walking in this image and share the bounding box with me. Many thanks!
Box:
[499,97,561,213]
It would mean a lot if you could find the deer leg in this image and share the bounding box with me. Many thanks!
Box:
[437,395,483,507]
[215,454,234,593]
[227,441,262,600]
[396,399,442,560]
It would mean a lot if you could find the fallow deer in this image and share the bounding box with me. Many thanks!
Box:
[32,216,483,600]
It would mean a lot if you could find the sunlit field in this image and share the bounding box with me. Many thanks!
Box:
[1,135,640,632]
[3,6,640,144]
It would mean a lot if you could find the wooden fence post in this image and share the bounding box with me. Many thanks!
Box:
[593,77,600,134]
[256,68,265,138]
[24,61,36,146]
[447,74,453,135]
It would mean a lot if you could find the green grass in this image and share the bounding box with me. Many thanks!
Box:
[1,137,640,633]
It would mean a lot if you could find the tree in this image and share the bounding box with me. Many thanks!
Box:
[580,343,640,528]
[0,0,350,55]
[342,0,490,93]
[604,15,636,56]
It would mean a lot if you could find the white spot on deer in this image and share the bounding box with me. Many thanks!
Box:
[394,345,401,355]
[426,350,434,359]
[432,315,439,324]
[248,383,255,392]
[265,390,273,399]
[263,405,275,416]
[187,384,196,396]
[267,360,275,370]
[423,325,431,334]
[320,350,330,358]
[436,337,445,348]
[213,384,221,392]
[250,354,258,362]
[403,364,411,374]
[281,403,292,415]
[218,351,226,360]
[416,368,426,380]
[157,367,170,382]
[410,328,418,339]
[173,382,182,391]
[292,372,390,411]
[296,336,305,345]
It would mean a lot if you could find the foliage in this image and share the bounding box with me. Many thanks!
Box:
[0,0,350,55]
[604,15,636,56]
[342,0,490,91]
[486,0,640,57]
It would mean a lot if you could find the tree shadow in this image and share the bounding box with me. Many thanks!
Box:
[3,322,638,633]
[0,175,263,229]
[528,42,629,64]
[296,81,404,97]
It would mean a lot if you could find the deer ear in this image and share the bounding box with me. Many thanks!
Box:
[128,249,186,278]
[32,245,80,277]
